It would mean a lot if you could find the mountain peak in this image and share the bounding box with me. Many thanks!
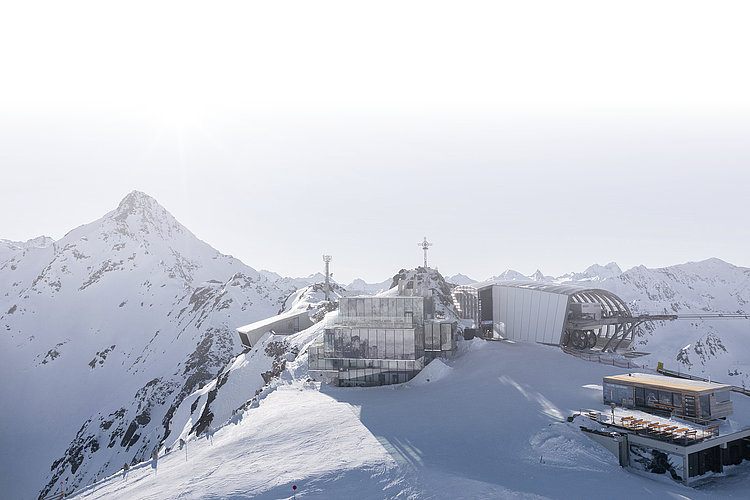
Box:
[530,269,548,282]
[583,262,622,276]
[487,269,528,282]
[114,190,161,218]
[103,190,189,243]
[446,273,476,285]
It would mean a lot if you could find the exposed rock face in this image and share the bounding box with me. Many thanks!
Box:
[389,267,460,321]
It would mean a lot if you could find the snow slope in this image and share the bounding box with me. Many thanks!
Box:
[65,340,750,500]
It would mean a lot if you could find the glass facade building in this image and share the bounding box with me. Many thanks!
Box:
[308,327,424,386]
[309,295,456,386]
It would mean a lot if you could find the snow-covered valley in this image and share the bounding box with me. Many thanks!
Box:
[1,191,749,499]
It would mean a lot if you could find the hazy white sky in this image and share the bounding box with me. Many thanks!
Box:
[1,1,749,283]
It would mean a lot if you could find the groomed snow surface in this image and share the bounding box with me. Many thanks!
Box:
[66,340,750,500]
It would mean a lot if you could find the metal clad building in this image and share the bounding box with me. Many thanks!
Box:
[467,281,632,349]
[489,284,570,344]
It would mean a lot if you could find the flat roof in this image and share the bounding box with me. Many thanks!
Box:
[469,280,620,298]
[236,309,310,335]
[604,373,733,393]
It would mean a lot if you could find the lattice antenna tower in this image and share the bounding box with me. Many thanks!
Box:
[417,237,432,269]
[322,254,332,301]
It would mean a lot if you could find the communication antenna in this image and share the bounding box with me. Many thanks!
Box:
[417,237,432,269]
[322,254,332,301]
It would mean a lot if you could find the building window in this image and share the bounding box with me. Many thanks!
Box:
[673,392,682,408]
[635,387,645,406]
[699,395,711,418]
[659,391,673,407]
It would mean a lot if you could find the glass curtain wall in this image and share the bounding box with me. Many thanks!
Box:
[327,327,419,360]
[339,297,424,326]
[603,383,698,416]
[313,326,426,387]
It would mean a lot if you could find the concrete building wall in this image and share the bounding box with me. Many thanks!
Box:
[237,311,314,347]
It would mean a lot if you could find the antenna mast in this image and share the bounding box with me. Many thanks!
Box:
[417,237,432,269]
[322,254,332,301]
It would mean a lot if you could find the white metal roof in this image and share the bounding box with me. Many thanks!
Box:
[470,280,593,296]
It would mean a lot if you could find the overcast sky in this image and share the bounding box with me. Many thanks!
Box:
[1,1,749,283]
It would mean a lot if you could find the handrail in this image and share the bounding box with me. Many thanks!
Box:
[657,367,750,397]
[562,346,642,369]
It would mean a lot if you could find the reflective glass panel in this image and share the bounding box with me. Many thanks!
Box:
[673,392,682,407]
[635,387,645,405]
[403,329,415,359]
[659,391,672,406]
[699,395,710,418]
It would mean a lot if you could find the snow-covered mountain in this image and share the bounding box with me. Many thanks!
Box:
[445,273,477,286]
[590,259,750,388]
[260,270,333,304]
[344,277,392,295]
[485,269,530,282]
[562,262,624,282]
[0,235,54,262]
[0,192,299,500]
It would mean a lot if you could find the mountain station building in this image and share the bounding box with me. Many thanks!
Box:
[309,278,457,387]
